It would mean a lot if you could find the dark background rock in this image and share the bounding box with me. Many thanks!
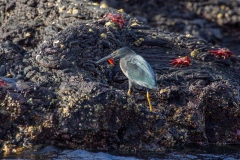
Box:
[92,0,240,56]
[0,0,239,154]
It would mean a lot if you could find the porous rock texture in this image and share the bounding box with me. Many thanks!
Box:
[97,0,240,55]
[0,0,240,154]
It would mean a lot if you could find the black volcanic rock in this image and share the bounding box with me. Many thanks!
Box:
[0,0,239,154]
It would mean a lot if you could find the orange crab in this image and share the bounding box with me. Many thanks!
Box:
[208,48,234,59]
[170,56,191,67]
[108,58,115,66]
[102,13,125,29]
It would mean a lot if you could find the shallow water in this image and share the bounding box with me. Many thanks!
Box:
[1,144,240,160]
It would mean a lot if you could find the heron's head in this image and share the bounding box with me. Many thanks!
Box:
[96,47,135,64]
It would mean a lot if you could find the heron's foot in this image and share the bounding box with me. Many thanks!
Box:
[146,91,153,111]
[127,89,131,96]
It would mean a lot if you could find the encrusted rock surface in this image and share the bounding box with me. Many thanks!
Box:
[0,0,240,154]
[95,0,240,55]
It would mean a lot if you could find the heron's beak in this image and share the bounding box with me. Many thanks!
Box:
[96,54,113,64]
[96,50,120,64]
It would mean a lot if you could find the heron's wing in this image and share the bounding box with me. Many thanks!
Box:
[126,55,156,89]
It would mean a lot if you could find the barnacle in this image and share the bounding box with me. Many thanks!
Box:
[133,38,144,46]
[190,49,199,58]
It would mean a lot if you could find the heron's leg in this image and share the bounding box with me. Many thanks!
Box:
[146,91,153,111]
[127,80,132,95]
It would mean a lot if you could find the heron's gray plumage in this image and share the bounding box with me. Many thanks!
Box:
[120,54,157,89]
[97,47,157,90]
[96,47,157,111]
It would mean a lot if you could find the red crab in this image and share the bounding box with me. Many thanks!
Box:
[0,80,8,88]
[208,48,234,59]
[170,56,191,67]
[102,13,125,29]
[108,58,115,66]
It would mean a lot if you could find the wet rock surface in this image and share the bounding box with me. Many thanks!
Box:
[0,0,240,154]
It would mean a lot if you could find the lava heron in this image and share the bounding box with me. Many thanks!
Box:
[96,47,157,111]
